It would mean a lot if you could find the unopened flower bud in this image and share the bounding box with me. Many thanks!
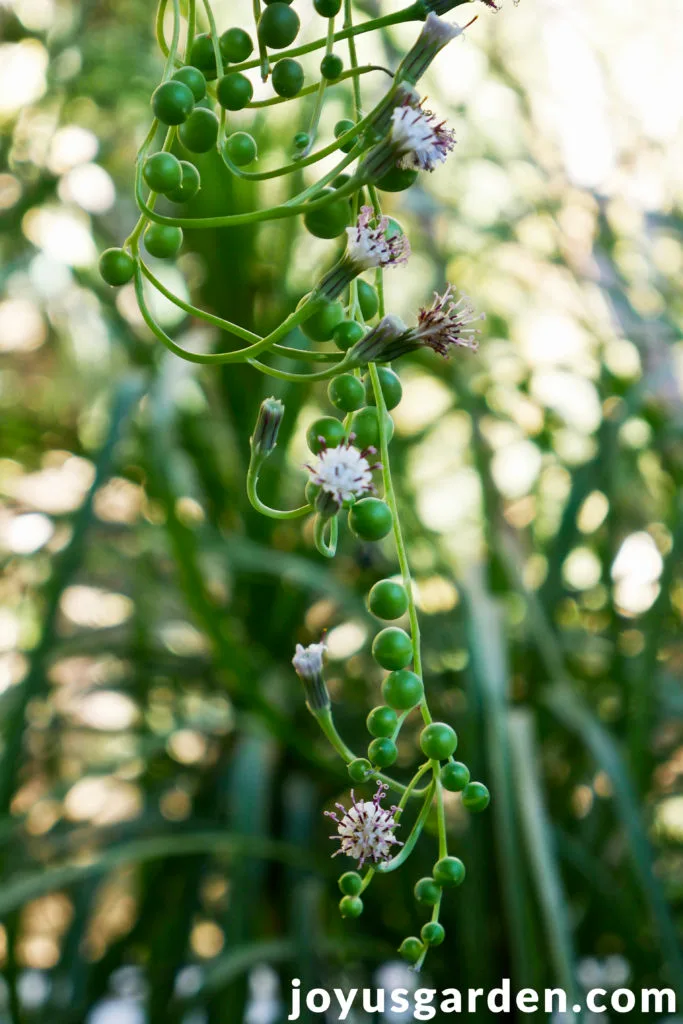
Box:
[250,397,284,457]
[292,641,330,712]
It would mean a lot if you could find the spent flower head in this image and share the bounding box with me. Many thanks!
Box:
[307,439,380,506]
[326,781,402,868]
[292,641,329,712]
[347,291,484,365]
[412,285,485,354]
[391,100,457,172]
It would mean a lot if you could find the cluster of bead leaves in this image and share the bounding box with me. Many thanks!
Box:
[98,0,506,970]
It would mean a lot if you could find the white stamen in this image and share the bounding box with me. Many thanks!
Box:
[307,442,378,505]
[346,205,411,270]
[391,102,456,172]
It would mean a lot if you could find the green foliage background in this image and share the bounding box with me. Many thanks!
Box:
[0,0,682,1020]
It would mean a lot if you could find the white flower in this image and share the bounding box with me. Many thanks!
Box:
[396,12,464,86]
[292,641,326,680]
[346,205,411,271]
[292,641,329,711]
[413,284,485,354]
[391,101,457,172]
[419,10,463,47]
[307,440,380,505]
[325,782,402,868]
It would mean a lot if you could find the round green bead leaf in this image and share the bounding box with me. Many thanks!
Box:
[338,871,363,896]
[398,936,423,964]
[339,895,363,918]
[372,627,413,671]
[414,876,441,906]
[367,736,397,768]
[381,669,423,710]
[433,856,466,888]
[366,705,398,738]
[368,579,408,620]
[348,498,392,542]
[347,758,372,783]
[462,781,490,812]
[99,248,135,287]
[420,722,458,760]
[441,761,470,792]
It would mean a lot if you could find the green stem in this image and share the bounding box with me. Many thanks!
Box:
[247,460,311,520]
[344,0,363,118]
[185,0,196,57]
[254,0,270,80]
[134,269,325,365]
[396,760,432,815]
[155,0,170,60]
[311,709,430,799]
[228,3,430,74]
[314,514,338,558]
[375,781,435,873]
[434,771,448,858]
[368,361,430,724]
[248,64,390,109]
[201,0,224,79]
[134,155,361,229]
[297,15,336,158]
[246,355,352,383]
[140,262,343,363]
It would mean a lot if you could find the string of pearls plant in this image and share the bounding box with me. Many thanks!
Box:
[99,0,510,969]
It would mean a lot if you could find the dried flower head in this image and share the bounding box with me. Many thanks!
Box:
[326,781,402,868]
[307,439,380,506]
[347,206,411,271]
[391,100,456,172]
[412,285,485,354]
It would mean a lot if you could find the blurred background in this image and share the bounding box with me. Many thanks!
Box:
[0,0,682,1020]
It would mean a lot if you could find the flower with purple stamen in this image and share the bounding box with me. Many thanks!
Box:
[326,781,402,868]
[306,438,381,506]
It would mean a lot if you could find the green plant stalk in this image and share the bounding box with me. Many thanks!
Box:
[375,781,436,873]
[368,362,430,725]
[220,113,370,181]
[248,64,391,109]
[311,708,430,799]
[247,462,312,520]
[253,0,269,80]
[298,15,336,158]
[140,262,344,363]
[227,0,472,74]
[133,269,329,365]
[313,513,339,557]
